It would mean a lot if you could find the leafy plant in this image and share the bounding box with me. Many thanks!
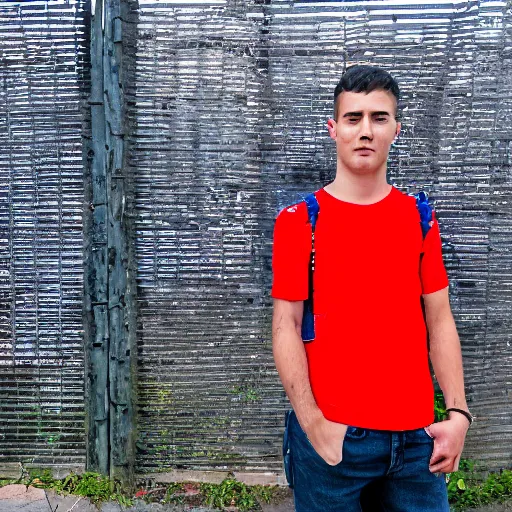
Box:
[447,466,512,510]
[200,478,277,511]
[162,482,185,504]
[22,469,133,507]
[434,391,448,422]
[252,484,276,504]
[28,468,55,487]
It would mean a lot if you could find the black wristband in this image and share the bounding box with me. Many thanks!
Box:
[446,408,474,426]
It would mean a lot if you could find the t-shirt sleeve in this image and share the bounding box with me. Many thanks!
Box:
[270,202,311,301]
[420,210,449,295]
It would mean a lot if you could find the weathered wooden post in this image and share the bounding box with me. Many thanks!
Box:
[84,0,136,487]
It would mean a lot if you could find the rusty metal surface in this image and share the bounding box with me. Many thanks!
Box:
[0,0,89,469]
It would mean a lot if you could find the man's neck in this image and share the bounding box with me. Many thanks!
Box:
[324,177,392,205]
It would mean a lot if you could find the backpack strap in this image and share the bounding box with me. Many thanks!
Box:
[412,190,434,240]
[301,193,320,343]
[411,190,437,351]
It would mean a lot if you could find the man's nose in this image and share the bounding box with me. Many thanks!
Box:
[359,116,373,139]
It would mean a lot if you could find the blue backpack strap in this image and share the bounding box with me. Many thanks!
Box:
[412,190,434,240]
[304,193,320,230]
[301,193,320,343]
[412,190,436,350]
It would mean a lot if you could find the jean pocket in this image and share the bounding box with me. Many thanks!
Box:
[283,410,294,488]
[344,426,368,439]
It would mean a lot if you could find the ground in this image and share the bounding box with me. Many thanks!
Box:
[0,484,511,511]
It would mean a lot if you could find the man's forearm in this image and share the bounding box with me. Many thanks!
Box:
[428,312,469,413]
[272,314,322,429]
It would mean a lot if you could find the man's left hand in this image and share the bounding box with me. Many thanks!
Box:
[425,413,470,474]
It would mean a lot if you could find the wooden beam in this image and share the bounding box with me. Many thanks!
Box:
[85,0,136,487]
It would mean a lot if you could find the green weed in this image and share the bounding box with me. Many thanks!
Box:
[447,466,512,510]
[434,391,448,422]
[18,469,133,507]
[200,478,277,511]
[162,482,185,504]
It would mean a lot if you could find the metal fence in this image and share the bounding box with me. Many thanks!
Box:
[1,0,511,484]
[0,0,89,474]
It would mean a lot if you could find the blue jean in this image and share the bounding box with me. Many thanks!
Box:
[283,410,450,512]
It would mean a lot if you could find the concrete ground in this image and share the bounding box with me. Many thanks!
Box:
[0,484,511,512]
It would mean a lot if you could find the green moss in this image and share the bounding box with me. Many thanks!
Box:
[157,387,174,406]
[230,384,261,402]
[38,432,62,445]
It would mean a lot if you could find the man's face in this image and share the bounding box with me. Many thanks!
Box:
[327,89,401,174]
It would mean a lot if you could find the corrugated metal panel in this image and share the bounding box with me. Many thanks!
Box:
[0,0,88,470]
[130,0,512,473]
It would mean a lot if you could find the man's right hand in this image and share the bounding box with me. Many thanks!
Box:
[303,414,348,466]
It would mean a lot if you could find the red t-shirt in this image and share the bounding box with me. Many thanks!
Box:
[271,185,449,430]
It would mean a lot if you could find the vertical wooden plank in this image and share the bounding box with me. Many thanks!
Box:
[103,0,135,487]
[85,0,135,485]
[85,0,110,477]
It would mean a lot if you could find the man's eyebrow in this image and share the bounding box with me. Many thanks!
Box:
[342,111,391,117]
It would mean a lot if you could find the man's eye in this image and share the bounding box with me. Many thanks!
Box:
[348,117,387,122]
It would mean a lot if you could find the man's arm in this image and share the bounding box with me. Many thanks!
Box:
[272,298,322,429]
[423,286,471,473]
[272,298,347,465]
[423,286,469,414]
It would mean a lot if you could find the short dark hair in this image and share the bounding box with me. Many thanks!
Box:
[333,65,400,121]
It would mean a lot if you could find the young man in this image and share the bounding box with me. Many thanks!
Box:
[271,65,473,511]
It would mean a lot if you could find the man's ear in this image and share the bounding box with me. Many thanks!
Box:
[327,118,337,140]
[395,121,401,138]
